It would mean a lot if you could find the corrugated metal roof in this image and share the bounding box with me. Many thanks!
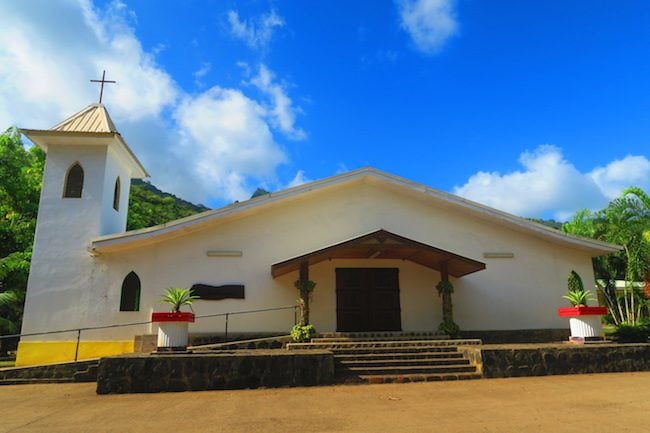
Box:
[50,104,118,133]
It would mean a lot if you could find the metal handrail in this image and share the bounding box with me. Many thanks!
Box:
[0,304,299,361]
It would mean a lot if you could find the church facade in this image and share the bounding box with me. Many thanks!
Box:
[17,104,619,366]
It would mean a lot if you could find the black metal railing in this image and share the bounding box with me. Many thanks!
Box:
[0,304,298,362]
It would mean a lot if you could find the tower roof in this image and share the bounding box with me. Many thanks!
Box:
[50,103,118,133]
[21,104,148,178]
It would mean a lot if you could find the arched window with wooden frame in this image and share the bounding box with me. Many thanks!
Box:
[119,271,141,312]
[63,162,84,198]
[113,177,121,211]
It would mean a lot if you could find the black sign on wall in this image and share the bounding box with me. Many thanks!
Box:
[190,284,245,300]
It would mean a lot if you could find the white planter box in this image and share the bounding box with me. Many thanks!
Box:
[151,312,195,351]
[569,316,603,338]
[157,321,190,349]
[558,306,607,342]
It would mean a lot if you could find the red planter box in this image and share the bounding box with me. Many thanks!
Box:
[557,306,608,317]
[151,312,195,323]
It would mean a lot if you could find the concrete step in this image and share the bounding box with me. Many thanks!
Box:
[318,332,448,340]
[314,334,450,343]
[334,351,465,361]
[321,346,461,356]
[339,372,483,384]
[336,358,470,368]
[287,339,481,351]
[337,364,476,376]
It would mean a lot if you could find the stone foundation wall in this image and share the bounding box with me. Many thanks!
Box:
[199,336,291,350]
[96,350,334,394]
[134,333,291,353]
[0,360,97,380]
[461,329,570,344]
[189,333,290,346]
[482,343,650,378]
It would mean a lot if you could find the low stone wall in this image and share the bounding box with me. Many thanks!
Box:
[192,335,291,350]
[134,333,291,353]
[189,333,291,347]
[461,329,569,344]
[0,359,97,381]
[482,343,650,378]
[96,349,334,394]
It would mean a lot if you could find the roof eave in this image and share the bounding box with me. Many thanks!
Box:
[20,129,148,179]
[90,167,623,255]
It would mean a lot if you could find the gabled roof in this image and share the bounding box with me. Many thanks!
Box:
[50,104,118,133]
[91,167,622,255]
[21,104,148,178]
[271,229,486,278]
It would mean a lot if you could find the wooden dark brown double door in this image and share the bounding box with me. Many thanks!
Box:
[336,268,402,332]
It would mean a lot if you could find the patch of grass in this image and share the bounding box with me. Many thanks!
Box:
[0,360,15,368]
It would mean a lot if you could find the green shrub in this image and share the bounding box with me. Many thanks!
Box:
[562,270,595,306]
[436,280,454,296]
[159,287,198,313]
[567,270,584,292]
[438,319,460,337]
[609,322,650,343]
[291,324,317,342]
[294,280,316,293]
[563,289,595,307]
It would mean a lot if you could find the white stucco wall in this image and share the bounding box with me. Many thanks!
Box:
[99,147,130,236]
[24,179,599,341]
[22,145,106,337]
[21,143,136,340]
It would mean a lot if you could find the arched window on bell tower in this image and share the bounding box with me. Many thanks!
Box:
[63,162,84,198]
[113,177,121,211]
[119,271,141,312]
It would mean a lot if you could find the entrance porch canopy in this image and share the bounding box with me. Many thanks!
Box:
[271,229,486,278]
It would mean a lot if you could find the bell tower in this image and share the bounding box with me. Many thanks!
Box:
[17,104,148,364]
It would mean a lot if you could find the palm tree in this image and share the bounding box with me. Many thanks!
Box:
[598,191,650,324]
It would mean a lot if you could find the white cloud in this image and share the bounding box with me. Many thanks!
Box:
[227,9,285,50]
[250,65,306,140]
[193,62,211,88]
[0,1,305,207]
[589,156,650,199]
[0,0,178,128]
[396,0,458,54]
[173,87,287,202]
[454,145,650,220]
[287,170,312,188]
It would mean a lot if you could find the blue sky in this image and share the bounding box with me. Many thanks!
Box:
[1,1,649,220]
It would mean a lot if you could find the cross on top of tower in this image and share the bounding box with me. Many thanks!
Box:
[90,70,116,104]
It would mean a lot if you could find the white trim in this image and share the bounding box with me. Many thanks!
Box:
[20,130,148,178]
[206,250,243,257]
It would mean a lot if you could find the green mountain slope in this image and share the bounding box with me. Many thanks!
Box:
[127,180,210,230]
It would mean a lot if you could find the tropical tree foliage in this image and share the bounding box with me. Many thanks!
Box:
[563,186,650,325]
[127,180,209,230]
[0,128,44,354]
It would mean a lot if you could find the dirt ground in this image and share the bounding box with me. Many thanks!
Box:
[1,372,649,433]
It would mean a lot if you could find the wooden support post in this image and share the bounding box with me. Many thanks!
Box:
[299,261,309,281]
[299,261,310,325]
[440,263,449,282]
[440,262,453,323]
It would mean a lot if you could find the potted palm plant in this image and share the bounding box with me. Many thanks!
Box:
[152,287,198,352]
[557,271,608,342]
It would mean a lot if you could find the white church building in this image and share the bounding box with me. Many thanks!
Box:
[17,103,619,366]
